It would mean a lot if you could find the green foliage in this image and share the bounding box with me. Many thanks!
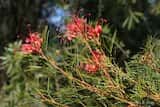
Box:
[1,0,160,107]
[1,25,160,107]
[122,10,144,30]
[0,41,47,107]
[151,1,160,15]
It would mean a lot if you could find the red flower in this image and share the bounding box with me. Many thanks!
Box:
[65,16,86,40]
[84,63,99,73]
[91,50,103,65]
[87,25,102,39]
[25,32,42,43]
[65,15,103,40]
[87,26,96,39]
[81,50,103,73]
[21,32,43,54]
[94,25,102,37]
[21,44,33,54]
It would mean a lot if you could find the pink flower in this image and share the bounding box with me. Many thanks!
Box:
[65,15,103,40]
[94,25,102,37]
[21,32,43,54]
[91,50,103,65]
[87,25,102,39]
[82,50,103,73]
[84,63,99,73]
[87,26,96,39]
[21,44,33,54]
[65,16,86,40]
[25,32,42,43]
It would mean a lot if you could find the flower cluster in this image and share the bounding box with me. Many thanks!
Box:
[21,32,43,54]
[83,50,104,73]
[87,25,102,39]
[65,16,103,40]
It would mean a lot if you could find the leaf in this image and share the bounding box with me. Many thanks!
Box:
[128,16,133,30]
[41,26,49,51]
[132,14,140,23]
[109,30,117,54]
[134,12,143,17]
[122,17,129,28]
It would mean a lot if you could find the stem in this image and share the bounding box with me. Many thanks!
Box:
[41,53,109,96]
[40,52,137,106]
[37,90,70,107]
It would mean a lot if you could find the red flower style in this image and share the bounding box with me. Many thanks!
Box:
[21,44,34,54]
[21,32,43,54]
[87,25,102,39]
[91,50,103,65]
[82,50,103,73]
[94,25,102,37]
[65,16,87,40]
[65,15,103,40]
[84,63,99,73]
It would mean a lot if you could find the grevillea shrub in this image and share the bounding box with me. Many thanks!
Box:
[0,15,160,107]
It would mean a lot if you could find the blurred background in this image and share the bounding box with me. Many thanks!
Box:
[1,0,160,88]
